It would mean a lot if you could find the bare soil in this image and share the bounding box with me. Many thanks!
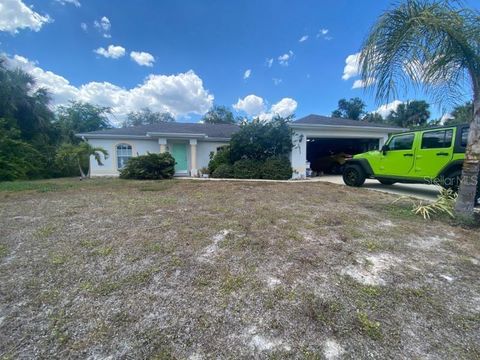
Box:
[0,178,478,359]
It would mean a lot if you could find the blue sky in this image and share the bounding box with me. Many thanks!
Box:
[0,0,477,124]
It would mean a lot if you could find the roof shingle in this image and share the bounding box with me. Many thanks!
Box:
[293,114,402,129]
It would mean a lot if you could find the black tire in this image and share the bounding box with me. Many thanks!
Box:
[378,179,396,186]
[343,165,366,187]
[443,170,462,192]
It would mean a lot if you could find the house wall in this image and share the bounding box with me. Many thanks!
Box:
[87,138,229,177]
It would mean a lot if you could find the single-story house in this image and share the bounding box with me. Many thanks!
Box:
[76,122,238,177]
[76,115,402,178]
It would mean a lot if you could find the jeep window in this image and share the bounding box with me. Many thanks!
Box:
[461,127,469,147]
[388,133,415,150]
[421,129,453,149]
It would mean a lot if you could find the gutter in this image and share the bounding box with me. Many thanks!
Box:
[289,123,407,132]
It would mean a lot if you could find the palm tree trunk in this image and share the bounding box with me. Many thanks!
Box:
[455,90,480,218]
[77,159,86,179]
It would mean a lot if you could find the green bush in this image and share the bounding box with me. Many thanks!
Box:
[261,156,292,180]
[119,152,175,180]
[233,159,262,179]
[211,164,234,178]
[208,146,231,174]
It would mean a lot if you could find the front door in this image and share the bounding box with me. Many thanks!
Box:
[376,132,416,177]
[172,143,188,174]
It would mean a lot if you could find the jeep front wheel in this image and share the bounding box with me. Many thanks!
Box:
[443,170,462,192]
[343,165,366,187]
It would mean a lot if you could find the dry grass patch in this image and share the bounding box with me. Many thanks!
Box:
[0,178,478,359]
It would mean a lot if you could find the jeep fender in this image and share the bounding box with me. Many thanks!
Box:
[345,159,374,177]
[438,160,464,178]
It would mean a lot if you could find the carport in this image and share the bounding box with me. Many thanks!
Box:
[290,115,404,179]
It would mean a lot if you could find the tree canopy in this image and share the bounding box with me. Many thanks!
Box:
[331,98,366,120]
[201,105,238,124]
[387,100,430,128]
[123,108,175,127]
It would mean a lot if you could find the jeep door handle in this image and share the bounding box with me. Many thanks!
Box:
[436,152,449,156]
[403,154,413,157]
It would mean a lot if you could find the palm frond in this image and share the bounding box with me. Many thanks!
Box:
[360,0,480,108]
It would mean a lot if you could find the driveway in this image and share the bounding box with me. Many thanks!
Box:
[313,175,440,202]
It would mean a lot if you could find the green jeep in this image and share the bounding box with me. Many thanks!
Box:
[343,124,480,203]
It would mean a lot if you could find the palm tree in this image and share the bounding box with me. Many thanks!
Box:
[56,142,108,179]
[359,0,479,219]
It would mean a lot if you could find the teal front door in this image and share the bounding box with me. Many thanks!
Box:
[172,143,188,173]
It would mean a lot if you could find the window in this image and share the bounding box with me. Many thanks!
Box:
[388,134,415,150]
[421,129,453,149]
[116,143,132,169]
[461,127,469,147]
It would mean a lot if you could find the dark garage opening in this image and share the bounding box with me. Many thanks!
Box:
[307,138,379,175]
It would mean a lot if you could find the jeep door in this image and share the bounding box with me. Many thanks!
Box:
[376,133,416,176]
[414,128,455,179]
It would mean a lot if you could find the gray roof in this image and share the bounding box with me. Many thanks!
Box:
[293,114,403,129]
[77,122,240,139]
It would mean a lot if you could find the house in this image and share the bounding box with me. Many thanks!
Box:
[76,122,239,177]
[76,115,402,178]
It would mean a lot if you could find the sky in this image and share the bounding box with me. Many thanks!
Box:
[0,0,477,125]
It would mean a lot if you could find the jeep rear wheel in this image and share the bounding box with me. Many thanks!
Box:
[443,170,462,192]
[343,165,366,187]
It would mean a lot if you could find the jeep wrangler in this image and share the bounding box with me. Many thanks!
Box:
[342,124,480,203]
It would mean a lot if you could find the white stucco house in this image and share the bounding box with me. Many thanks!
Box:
[76,122,238,177]
[76,115,402,178]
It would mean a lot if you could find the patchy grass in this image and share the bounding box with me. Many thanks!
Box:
[0,178,479,359]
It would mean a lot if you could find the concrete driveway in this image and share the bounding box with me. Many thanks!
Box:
[313,175,440,202]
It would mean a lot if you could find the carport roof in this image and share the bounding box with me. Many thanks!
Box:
[293,114,403,129]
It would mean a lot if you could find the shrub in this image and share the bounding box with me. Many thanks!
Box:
[261,156,292,180]
[208,146,231,174]
[119,152,175,180]
[229,116,293,162]
[233,159,262,179]
[211,164,234,178]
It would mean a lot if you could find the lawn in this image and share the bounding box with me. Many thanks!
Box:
[0,178,478,359]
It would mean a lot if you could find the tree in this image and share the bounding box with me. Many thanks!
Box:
[0,118,43,181]
[331,98,367,120]
[201,105,238,124]
[123,108,175,127]
[387,100,431,128]
[56,102,112,144]
[445,102,474,126]
[229,116,293,162]
[56,142,108,179]
[363,112,386,124]
[359,0,480,219]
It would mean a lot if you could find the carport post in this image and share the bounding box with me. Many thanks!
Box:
[290,131,307,179]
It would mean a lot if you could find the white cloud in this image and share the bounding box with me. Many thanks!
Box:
[272,78,282,86]
[266,58,273,68]
[94,45,125,59]
[352,77,375,89]
[342,52,360,80]
[243,69,251,80]
[374,100,403,118]
[0,0,50,33]
[270,97,297,117]
[234,95,297,120]
[233,94,265,116]
[80,22,87,31]
[440,113,453,125]
[94,16,111,38]
[55,0,81,7]
[130,51,155,67]
[4,54,214,124]
[278,50,294,66]
[299,35,308,42]
[317,28,331,40]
